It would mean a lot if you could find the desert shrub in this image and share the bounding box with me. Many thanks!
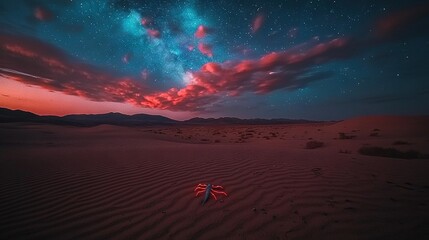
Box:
[369,132,379,137]
[305,141,324,149]
[393,140,410,145]
[339,132,355,139]
[358,146,421,159]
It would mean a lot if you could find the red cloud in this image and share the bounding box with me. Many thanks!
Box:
[140,17,160,38]
[34,7,54,21]
[198,43,213,57]
[194,25,213,38]
[147,29,161,38]
[140,38,350,110]
[251,14,264,33]
[375,3,429,40]
[0,34,148,103]
[141,17,152,27]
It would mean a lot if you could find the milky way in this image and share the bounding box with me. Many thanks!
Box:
[0,0,428,119]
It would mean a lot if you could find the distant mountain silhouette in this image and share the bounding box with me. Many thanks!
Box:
[63,112,178,126]
[0,108,178,126]
[0,107,320,126]
[0,108,39,120]
[183,117,316,125]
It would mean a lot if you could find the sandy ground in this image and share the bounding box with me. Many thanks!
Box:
[1,116,429,239]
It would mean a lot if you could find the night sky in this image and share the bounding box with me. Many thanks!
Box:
[0,0,428,120]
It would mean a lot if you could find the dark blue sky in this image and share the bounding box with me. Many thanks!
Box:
[0,0,428,120]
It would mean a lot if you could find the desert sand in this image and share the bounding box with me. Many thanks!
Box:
[1,116,429,239]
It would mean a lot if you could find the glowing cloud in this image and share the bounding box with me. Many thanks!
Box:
[198,42,213,57]
[194,25,213,38]
[147,29,161,38]
[251,14,265,33]
[140,17,152,27]
[34,6,53,21]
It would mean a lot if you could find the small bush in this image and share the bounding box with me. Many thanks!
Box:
[339,132,355,139]
[305,141,324,149]
[369,132,379,137]
[358,146,421,159]
[393,140,410,145]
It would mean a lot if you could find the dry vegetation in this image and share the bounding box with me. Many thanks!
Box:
[358,146,427,159]
[305,140,324,149]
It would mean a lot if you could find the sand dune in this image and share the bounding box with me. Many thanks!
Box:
[1,116,429,239]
